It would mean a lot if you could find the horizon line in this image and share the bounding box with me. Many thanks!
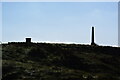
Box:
[0,40,118,47]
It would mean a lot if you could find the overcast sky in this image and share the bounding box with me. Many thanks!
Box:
[2,2,118,46]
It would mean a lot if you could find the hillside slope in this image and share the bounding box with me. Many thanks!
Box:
[2,43,120,80]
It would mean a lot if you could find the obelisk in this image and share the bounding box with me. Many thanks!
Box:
[91,26,95,45]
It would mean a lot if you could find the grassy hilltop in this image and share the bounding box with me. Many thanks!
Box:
[2,43,120,80]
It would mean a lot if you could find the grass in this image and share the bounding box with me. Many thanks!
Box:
[1,43,120,80]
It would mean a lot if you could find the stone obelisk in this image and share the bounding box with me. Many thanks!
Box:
[91,26,95,45]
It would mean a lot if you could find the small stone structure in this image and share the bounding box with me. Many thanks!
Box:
[26,38,31,43]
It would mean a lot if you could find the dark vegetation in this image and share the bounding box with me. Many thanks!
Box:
[1,43,120,80]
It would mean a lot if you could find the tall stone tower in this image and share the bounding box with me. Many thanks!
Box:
[91,27,95,45]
